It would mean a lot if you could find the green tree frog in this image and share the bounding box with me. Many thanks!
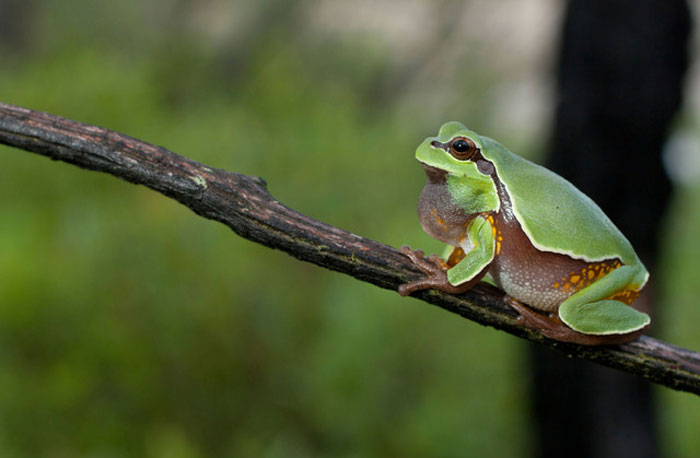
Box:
[399,122,650,345]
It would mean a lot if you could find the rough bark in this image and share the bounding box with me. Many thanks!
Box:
[2,101,700,395]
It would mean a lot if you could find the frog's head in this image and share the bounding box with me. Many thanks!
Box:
[415,121,484,177]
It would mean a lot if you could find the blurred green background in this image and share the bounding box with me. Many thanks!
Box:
[1,1,699,457]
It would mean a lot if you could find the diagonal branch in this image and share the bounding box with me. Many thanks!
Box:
[2,101,700,395]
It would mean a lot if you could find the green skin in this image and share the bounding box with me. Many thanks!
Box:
[400,122,650,345]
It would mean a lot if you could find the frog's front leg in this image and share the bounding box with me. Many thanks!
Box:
[397,247,469,296]
[399,215,495,296]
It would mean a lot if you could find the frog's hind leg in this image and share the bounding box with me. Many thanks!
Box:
[607,288,640,305]
[506,294,646,346]
[557,265,649,338]
[506,296,571,340]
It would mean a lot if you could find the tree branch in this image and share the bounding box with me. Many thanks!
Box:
[2,101,699,395]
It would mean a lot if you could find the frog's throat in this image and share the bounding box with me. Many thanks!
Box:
[420,162,448,183]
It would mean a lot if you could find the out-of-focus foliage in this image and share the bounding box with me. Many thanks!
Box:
[0,1,529,457]
[0,1,698,457]
[658,183,700,458]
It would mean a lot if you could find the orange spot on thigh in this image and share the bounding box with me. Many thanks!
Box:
[607,289,639,305]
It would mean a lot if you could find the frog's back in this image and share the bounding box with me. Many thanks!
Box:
[478,136,644,279]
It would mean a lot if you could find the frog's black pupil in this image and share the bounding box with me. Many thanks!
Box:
[453,140,469,153]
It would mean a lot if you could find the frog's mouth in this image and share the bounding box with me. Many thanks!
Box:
[420,162,447,183]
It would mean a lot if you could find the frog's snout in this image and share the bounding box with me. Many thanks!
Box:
[430,140,448,151]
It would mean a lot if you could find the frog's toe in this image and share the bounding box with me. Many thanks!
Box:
[400,245,420,256]
[559,300,650,335]
[400,246,447,275]
[426,253,449,269]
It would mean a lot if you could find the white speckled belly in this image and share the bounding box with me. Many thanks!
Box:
[490,258,573,312]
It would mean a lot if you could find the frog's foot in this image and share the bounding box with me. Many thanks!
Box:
[505,296,644,346]
[399,246,467,296]
[504,296,565,338]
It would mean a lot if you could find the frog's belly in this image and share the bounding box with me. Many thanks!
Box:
[488,256,575,312]
[487,214,621,312]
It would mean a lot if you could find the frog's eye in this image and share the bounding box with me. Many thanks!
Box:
[450,138,478,160]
